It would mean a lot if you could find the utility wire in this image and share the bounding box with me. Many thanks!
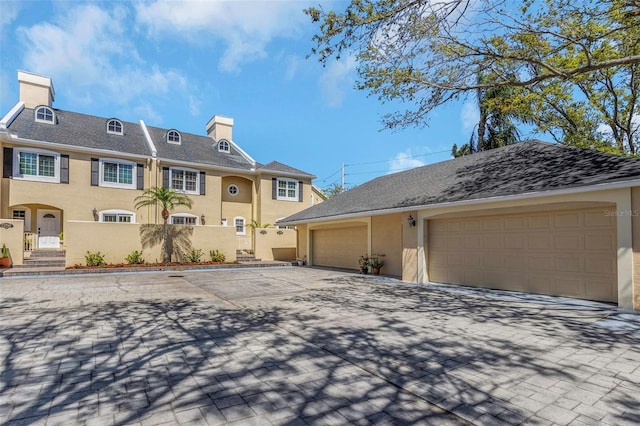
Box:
[346,149,450,167]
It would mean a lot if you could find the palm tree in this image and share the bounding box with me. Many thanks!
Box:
[134,187,193,263]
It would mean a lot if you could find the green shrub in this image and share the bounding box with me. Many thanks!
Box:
[209,249,226,263]
[185,249,204,263]
[85,251,106,267]
[125,250,145,265]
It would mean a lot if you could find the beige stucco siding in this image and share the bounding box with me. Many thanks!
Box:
[371,214,403,277]
[258,175,314,225]
[632,187,640,310]
[428,207,618,303]
[312,224,367,270]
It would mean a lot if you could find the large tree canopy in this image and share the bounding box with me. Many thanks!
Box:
[306,0,640,154]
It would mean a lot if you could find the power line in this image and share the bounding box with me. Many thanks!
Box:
[319,168,342,182]
[346,149,450,167]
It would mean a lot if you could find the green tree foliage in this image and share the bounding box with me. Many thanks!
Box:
[306,0,640,155]
[134,187,193,263]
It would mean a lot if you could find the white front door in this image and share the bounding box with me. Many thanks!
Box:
[37,210,61,249]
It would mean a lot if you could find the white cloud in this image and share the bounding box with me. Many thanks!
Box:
[388,149,427,174]
[135,0,309,73]
[17,4,188,110]
[188,95,201,116]
[460,100,479,132]
[318,55,357,107]
[0,1,20,32]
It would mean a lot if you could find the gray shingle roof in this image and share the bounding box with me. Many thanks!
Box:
[258,161,315,178]
[146,125,255,170]
[281,141,640,223]
[7,107,151,156]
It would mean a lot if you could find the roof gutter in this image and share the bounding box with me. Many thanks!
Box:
[278,178,640,225]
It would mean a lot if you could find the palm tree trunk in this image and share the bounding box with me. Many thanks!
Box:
[162,219,170,263]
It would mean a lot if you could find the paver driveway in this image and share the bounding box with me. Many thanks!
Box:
[1,267,639,425]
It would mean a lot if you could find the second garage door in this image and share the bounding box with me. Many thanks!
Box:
[312,226,367,270]
[428,207,618,303]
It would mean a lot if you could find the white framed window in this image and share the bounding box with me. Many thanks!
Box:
[99,158,136,189]
[100,210,135,223]
[218,140,230,152]
[13,148,60,183]
[167,130,181,144]
[170,167,199,194]
[12,207,32,231]
[227,184,239,196]
[107,119,123,135]
[170,214,199,225]
[276,217,294,230]
[35,106,54,124]
[234,216,246,235]
[277,178,298,201]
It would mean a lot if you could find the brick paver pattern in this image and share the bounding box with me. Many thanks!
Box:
[1,268,639,425]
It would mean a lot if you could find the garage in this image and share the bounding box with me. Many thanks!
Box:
[312,225,367,270]
[428,207,618,303]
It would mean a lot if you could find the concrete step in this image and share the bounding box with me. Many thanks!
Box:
[28,250,66,258]
[16,257,66,268]
[1,266,66,277]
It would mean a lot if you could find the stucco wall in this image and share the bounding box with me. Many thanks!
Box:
[258,175,314,225]
[402,211,418,282]
[65,221,237,266]
[371,213,403,277]
[254,229,296,261]
[632,187,640,310]
[0,218,24,266]
[297,224,308,262]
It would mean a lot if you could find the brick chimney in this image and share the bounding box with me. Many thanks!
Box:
[206,115,234,141]
[18,71,55,109]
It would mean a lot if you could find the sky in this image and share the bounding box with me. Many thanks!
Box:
[0,0,521,190]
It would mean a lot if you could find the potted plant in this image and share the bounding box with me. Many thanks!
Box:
[370,254,385,275]
[1,244,11,268]
[358,254,370,274]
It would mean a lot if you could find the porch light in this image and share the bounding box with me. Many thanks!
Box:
[200,214,205,225]
[92,208,98,221]
[408,214,416,227]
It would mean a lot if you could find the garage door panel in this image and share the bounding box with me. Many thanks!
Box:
[312,227,366,269]
[428,207,617,303]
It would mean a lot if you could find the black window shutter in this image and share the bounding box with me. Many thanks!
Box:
[272,178,277,200]
[298,181,304,202]
[60,154,69,184]
[162,167,169,188]
[136,164,144,190]
[90,158,99,186]
[199,171,206,195]
[3,147,13,178]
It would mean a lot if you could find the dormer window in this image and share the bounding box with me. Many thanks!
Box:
[35,106,54,124]
[107,119,123,135]
[218,139,230,152]
[167,130,181,144]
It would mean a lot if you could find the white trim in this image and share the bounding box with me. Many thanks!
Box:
[34,106,55,124]
[106,119,123,135]
[170,213,199,225]
[0,101,24,130]
[99,158,137,189]
[276,177,299,201]
[7,134,151,162]
[169,166,200,195]
[278,178,640,225]
[233,216,246,235]
[100,209,136,223]
[167,130,181,144]
[227,183,239,196]
[218,139,230,153]
[139,120,157,157]
[228,139,256,165]
[13,147,60,183]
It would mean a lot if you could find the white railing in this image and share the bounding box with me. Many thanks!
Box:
[24,232,37,251]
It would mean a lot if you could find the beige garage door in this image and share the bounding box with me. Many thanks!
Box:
[312,226,367,269]
[428,207,617,303]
